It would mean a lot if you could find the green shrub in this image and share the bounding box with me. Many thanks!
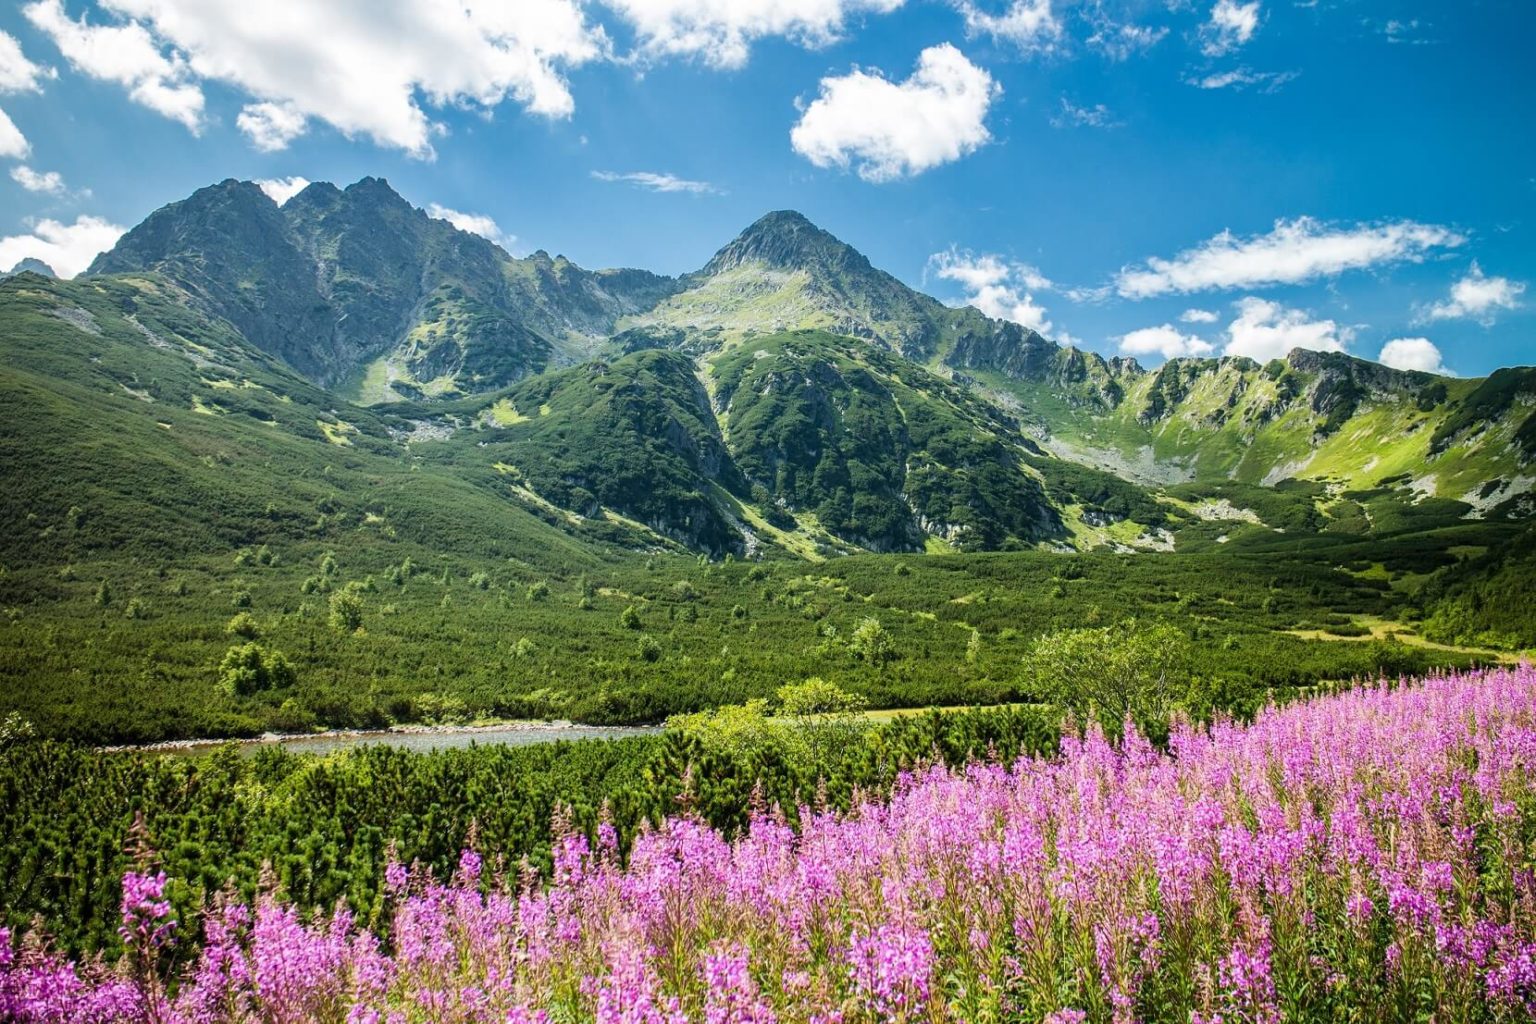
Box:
[850,616,894,665]
[636,634,662,662]
[776,677,868,716]
[225,612,260,639]
[328,582,366,634]
[218,642,297,696]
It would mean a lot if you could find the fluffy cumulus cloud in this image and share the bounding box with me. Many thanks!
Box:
[25,0,205,131]
[426,203,517,251]
[254,175,310,205]
[929,248,1065,339]
[237,101,306,153]
[10,165,66,194]
[0,214,125,277]
[1119,324,1214,360]
[606,0,905,68]
[1378,337,1450,375]
[1200,0,1260,57]
[1115,217,1464,299]
[0,29,53,93]
[952,0,1061,52]
[791,44,998,183]
[0,107,27,159]
[1419,264,1526,325]
[591,170,720,194]
[1223,297,1350,361]
[24,0,607,156]
[0,28,54,160]
[1180,307,1219,323]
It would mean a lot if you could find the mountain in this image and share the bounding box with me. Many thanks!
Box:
[614,210,1070,374]
[389,331,1072,557]
[0,175,1525,564]
[965,350,1536,514]
[0,269,623,572]
[90,178,677,401]
[4,258,56,278]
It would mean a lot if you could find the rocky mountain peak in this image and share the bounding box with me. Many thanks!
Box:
[4,258,56,278]
[700,210,868,277]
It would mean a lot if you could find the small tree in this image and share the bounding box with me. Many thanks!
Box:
[328,582,366,634]
[225,612,260,639]
[1021,619,1192,732]
[636,634,662,662]
[850,616,895,666]
[620,605,643,630]
[776,677,868,716]
[218,642,297,697]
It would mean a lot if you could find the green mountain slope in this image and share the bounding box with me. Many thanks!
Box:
[968,350,1536,512]
[0,271,628,571]
[710,332,1062,552]
[394,332,1086,557]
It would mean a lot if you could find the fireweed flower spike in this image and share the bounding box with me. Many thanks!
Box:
[3,665,1536,1021]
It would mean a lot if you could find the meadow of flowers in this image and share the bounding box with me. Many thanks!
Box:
[4,665,1536,1023]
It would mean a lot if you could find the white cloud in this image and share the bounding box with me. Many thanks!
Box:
[791,44,998,183]
[1223,297,1350,361]
[0,214,125,278]
[26,0,606,157]
[930,248,1061,337]
[426,203,517,251]
[1378,337,1449,375]
[1200,0,1259,56]
[591,170,721,194]
[0,107,27,159]
[254,175,310,205]
[25,0,205,131]
[1419,264,1525,325]
[1050,99,1119,128]
[10,165,66,194]
[1381,19,1429,45]
[1115,217,1464,299]
[237,101,306,152]
[1186,67,1296,91]
[953,0,1062,52]
[1087,22,1167,61]
[0,23,55,163]
[1180,307,1219,323]
[0,29,53,93]
[605,0,905,68]
[1120,324,1214,360]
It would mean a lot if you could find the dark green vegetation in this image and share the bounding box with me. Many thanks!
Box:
[1419,522,1536,650]
[0,704,1059,956]
[0,515,1502,743]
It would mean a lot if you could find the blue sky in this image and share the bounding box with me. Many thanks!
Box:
[0,1,1531,376]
